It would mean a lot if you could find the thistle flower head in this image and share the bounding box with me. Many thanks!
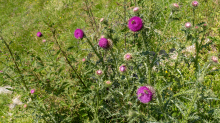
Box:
[30,89,35,94]
[105,81,112,87]
[137,86,153,103]
[99,38,112,49]
[128,16,143,32]
[119,65,127,73]
[82,58,86,62]
[74,29,84,39]
[212,56,218,63]
[171,3,179,11]
[101,35,105,38]
[96,70,103,76]
[24,104,27,108]
[37,32,42,37]
[124,53,132,61]
[192,1,199,7]
[133,7,139,13]
[185,22,192,28]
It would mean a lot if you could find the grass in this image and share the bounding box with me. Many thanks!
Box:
[0,0,220,122]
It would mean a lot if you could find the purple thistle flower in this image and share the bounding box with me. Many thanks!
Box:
[37,32,42,37]
[128,16,143,32]
[137,86,153,103]
[74,29,84,39]
[99,38,112,49]
[30,89,35,94]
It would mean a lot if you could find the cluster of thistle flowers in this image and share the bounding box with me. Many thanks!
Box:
[34,0,218,104]
[72,6,157,103]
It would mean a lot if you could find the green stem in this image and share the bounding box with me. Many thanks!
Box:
[132,60,143,78]
[193,9,195,26]
[0,36,28,91]
[52,29,86,88]
[124,0,127,49]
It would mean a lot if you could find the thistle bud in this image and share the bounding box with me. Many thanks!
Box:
[119,65,127,73]
[133,7,139,13]
[105,81,112,87]
[37,32,42,37]
[185,22,192,28]
[96,70,103,76]
[192,1,199,7]
[171,3,179,11]
[212,56,218,63]
[124,53,132,61]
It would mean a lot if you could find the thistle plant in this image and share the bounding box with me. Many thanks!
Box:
[0,0,219,122]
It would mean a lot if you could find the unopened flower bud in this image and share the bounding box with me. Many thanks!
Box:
[37,32,42,37]
[133,7,139,13]
[105,81,112,87]
[119,65,127,73]
[30,89,35,94]
[192,1,199,7]
[185,22,192,28]
[124,53,132,61]
[96,70,103,76]
[212,56,218,63]
[171,3,179,11]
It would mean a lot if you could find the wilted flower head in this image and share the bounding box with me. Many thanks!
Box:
[137,86,153,103]
[145,85,156,98]
[30,89,35,94]
[74,29,84,39]
[133,7,139,13]
[212,56,218,63]
[185,22,192,28]
[99,38,112,49]
[37,32,42,37]
[105,81,112,87]
[119,65,127,73]
[124,53,132,61]
[128,16,143,32]
[192,1,199,7]
[96,70,103,76]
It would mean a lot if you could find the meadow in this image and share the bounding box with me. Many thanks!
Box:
[0,0,220,122]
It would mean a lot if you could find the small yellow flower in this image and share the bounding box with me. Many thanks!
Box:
[170,88,172,91]
[165,71,168,73]
[60,17,61,18]
[12,25,13,26]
